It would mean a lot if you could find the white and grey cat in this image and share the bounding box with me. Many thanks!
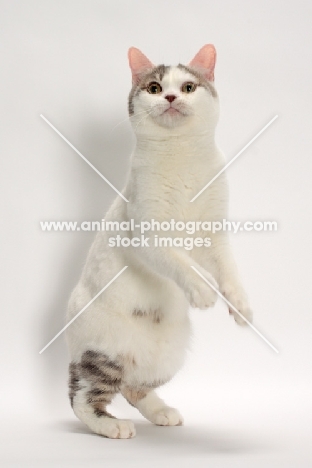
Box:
[66,45,252,439]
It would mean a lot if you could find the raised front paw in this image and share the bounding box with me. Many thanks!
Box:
[185,267,218,309]
[221,284,253,326]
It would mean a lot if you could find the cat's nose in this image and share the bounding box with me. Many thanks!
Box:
[165,95,176,103]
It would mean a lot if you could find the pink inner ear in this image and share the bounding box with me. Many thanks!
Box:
[128,47,154,84]
[189,44,216,81]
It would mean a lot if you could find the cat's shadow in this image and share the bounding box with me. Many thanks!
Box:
[55,419,271,455]
[38,112,134,408]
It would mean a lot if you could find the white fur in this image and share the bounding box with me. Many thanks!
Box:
[66,65,252,436]
[136,391,183,426]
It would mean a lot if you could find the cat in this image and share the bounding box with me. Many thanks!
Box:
[65,44,252,439]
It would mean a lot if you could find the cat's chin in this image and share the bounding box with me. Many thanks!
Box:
[153,111,188,129]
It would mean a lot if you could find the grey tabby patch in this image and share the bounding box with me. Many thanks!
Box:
[69,362,81,408]
[128,65,171,115]
[69,350,123,418]
[132,307,163,323]
[68,350,169,417]
[177,64,218,98]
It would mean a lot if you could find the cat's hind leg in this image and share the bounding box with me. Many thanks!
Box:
[69,350,136,439]
[122,386,183,426]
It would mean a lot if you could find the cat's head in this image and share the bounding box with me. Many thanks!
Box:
[128,45,219,136]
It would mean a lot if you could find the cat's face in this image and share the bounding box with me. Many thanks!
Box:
[128,45,219,135]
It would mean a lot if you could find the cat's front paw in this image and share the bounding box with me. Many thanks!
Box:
[221,283,253,325]
[185,267,218,309]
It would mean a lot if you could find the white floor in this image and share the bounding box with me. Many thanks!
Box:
[2,385,312,468]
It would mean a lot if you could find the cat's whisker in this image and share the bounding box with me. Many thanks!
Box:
[111,110,149,133]
[133,108,153,133]
[110,117,131,133]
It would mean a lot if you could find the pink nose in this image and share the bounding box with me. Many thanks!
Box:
[165,95,176,103]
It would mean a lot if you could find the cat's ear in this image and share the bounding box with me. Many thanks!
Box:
[189,44,216,81]
[128,47,154,84]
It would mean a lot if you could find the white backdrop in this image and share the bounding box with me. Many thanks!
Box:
[1,1,312,466]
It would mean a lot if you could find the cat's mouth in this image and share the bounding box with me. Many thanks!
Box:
[163,103,189,117]
[151,103,190,127]
[164,107,180,115]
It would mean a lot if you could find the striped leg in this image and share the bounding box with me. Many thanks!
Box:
[122,386,184,426]
[69,350,136,439]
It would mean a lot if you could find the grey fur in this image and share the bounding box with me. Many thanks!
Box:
[132,307,163,323]
[68,349,170,418]
[69,362,81,408]
[69,350,123,418]
[177,64,218,97]
[128,65,170,115]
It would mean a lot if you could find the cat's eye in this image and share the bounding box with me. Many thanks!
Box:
[181,82,197,93]
[146,82,162,94]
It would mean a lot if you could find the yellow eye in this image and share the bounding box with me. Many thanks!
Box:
[147,82,162,94]
[181,82,197,93]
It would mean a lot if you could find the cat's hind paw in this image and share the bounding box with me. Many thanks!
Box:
[95,418,136,439]
[151,407,184,426]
